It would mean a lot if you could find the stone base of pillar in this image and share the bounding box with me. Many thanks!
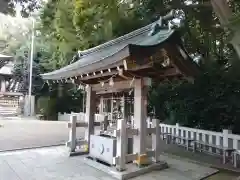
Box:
[81,155,168,180]
[134,154,151,167]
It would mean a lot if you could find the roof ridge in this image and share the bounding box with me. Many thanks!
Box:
[78,21,158,57]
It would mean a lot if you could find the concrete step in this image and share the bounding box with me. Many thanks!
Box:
[0,106,19,116]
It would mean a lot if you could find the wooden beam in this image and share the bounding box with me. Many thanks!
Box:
[118,69,129,80]
[79,70,118,81]
[92,78,151,92]
[128,63,152,71]
[162,66,181,76]
[141,67,179,76]
[92,80,132,92]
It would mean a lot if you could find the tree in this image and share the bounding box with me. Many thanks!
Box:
[0,0,41,17]
[39,0,240,69]
[12,42,45,95]
[210,0,240,58]
[37,0,240,128]
[0,13,31,54]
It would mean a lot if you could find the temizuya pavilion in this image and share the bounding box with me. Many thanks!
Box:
[41,11,199,179]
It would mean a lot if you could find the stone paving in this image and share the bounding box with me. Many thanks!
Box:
[0,119,85,151]
[0,146,218,180]
[0,118,239,179]
[160,141,240,173]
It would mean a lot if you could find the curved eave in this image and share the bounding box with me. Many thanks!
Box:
[41,46,129,80]
[41,29,175,80]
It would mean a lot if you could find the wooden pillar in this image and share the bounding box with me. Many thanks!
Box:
[58,83,63,97]
[133,78,149,165]
[99,96,104,114]
[121,94,126,119]
[110,96,114,120]
[82,91,86,112]
[85,86,96,151]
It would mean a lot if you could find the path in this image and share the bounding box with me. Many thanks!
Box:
[0,117,240,179]
[0,105,18,116]
[0,146,218,180]
[159,140,240,179]
[0,119,85,151]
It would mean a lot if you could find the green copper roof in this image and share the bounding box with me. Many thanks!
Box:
[41,21,175,80]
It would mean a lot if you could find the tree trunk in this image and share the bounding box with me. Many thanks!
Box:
[211,0,232,25]
[211,0,240,58]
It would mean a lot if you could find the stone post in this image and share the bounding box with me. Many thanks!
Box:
[222,129,232,163]
[175,123,179,136]
[69,115,77,152]
[23,95,35,116]
[116,119,126,171]
[152,118,160,162]
[223,129,232,148]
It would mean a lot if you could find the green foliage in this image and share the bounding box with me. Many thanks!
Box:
[12,58,44,95]
[37,0,240,129]
[151,60,240,133]
[0,13,31,54]
[39,0,240,70]
[0,0,41,17]
[12,36,51,95]
[39,0,79,67]
[36,96,57,120]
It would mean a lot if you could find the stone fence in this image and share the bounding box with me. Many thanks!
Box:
[159,123,240,153]
[58,112,104,122]
[61,112,240,154]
